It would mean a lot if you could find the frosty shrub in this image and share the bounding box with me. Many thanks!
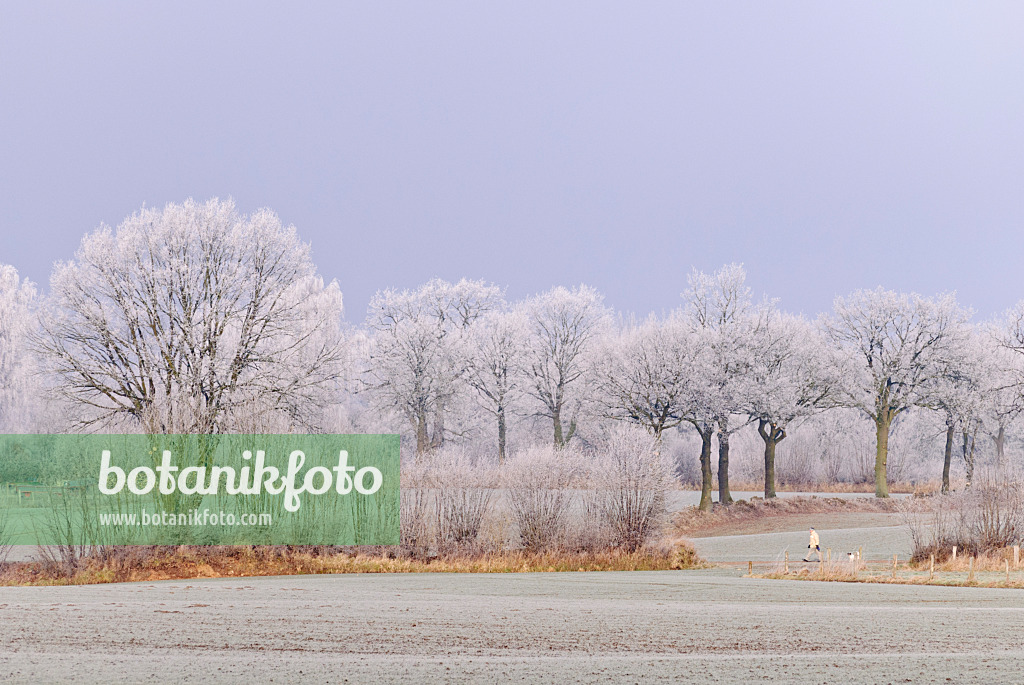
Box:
[903,472,1024,561]
[426,447,498,554]
[503,444,584,552]
[399,455,432,558]
[588,426,676,553]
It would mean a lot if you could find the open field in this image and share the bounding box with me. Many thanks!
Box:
[3,569,1024,683]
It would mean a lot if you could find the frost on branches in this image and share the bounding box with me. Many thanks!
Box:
[0,265,39,431]
[37,199,347,434]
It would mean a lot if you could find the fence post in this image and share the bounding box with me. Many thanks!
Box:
[1006,559,1010,585]
[1014,546,1020,569]
[952,546,957,560]
[929,554,934,581]
[785,550,789,574]
[826,548,831,564]
[968,557,975,583]
[748,560,753,576]
[891,554,897,579]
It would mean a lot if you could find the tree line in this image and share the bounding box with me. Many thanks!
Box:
[2,199,1023,510]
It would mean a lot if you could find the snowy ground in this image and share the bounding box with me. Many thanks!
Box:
[2,570,1022,683]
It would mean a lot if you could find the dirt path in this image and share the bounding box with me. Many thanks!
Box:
[3,570,1022,683]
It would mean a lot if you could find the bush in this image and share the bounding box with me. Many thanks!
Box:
[588,426,676,552]
[399,456,432,558]
[428,447,497,554]
[503,445,583,552]
[902,474,1024,562]
[400,447,497,557]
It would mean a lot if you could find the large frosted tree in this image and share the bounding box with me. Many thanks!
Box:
[824,288,971,497]
[683,264,758,505]
[747,309,839,499]
[919,327,990,493]
[522,285,610,447]
[366,278,501,455]
[595,313,697,439]
[38,199,347,434]
[464,308,527,464]
[594,312,723,511]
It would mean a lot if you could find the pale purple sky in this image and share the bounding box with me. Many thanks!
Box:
[2,2,1023,322]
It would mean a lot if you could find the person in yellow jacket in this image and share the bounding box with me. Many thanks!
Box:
[803,527,822,562]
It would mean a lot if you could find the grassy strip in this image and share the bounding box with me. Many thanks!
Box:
[752,565,1024,589]
[0,541,709,586]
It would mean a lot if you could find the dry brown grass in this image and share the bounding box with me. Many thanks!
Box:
[0,540,709,586]
[755,548,1024,589]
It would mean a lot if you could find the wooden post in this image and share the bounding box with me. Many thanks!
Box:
[952,546,957,560]
[968,557,975,583]
[826,548,831,564]
[1014,545,1020,569]
[929,554,934,580]
[1006,559,1010,585]
[891,554,897,579]
[858,546,862,561]
[785,550,789,574]
[748,560,753,575]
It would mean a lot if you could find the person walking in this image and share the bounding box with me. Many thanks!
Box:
[803,527,822,562]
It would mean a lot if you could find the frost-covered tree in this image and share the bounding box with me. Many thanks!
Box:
[464,308,528,464]
[683,264,758,505]
[594,313,697,439]
[37,199,347,434]
[366,278,501,454]
[679,328,723,512]
[824,288,971,497]
[919,327,991,492]
[980,346,1024,469]
[594,312,724,510]
[986,305,1024,466]
[0,265,39,431]
[747,309,840,499]
[522,285,610,447]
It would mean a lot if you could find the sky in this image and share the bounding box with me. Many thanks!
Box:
[2,1,1024,322]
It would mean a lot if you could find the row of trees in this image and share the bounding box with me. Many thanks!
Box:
[3,200,1024,509]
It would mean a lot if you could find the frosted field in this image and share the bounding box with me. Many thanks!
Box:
[3,570,1023,684]
[0,504,993,684]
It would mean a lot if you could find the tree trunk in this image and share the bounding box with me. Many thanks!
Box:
[995,424,1005,469]
[941,420,954,495]
[430,401,445,451]
[874,411,891,498]
[414,412,429,456]
[697,424,714,512]
[552,405,564,447]
[497,406,507,466]
[717,422,732,505]
[963,429,975,488]
[758,419,785,499]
